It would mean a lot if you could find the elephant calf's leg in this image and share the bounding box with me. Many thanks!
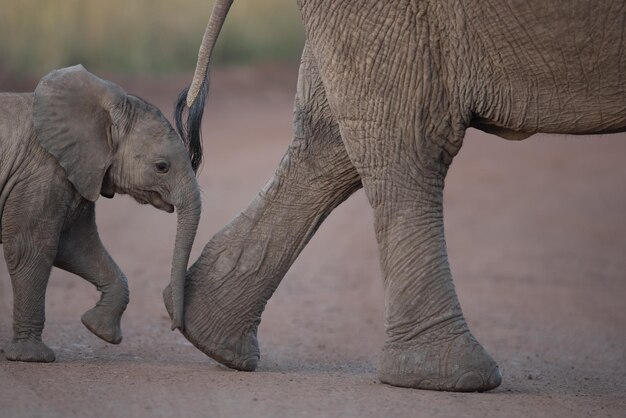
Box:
[3,251,57,362]
[2,224,59,362]
[165,46,362,370]
[54,203,129,344]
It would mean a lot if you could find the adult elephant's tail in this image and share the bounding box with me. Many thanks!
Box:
[175,0,234,172]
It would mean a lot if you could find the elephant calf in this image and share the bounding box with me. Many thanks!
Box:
[0,65,200,362]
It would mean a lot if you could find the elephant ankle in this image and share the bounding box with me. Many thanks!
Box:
[98,283,129,309]
[13,326,44,341]
[385,312,468,347]
[380,317,501,392]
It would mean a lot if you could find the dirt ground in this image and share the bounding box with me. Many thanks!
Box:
[0,66,625,418]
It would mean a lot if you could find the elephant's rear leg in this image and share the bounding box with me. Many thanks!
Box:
[337,116,501,391]
[164,44,362,370]
[2,192,63,362]
[3,245,57,362]
[54,202,129,344]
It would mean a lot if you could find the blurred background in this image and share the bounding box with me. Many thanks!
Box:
[0,0,304,80]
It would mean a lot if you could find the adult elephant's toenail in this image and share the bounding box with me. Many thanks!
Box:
[454,371,484,392]
[486,366,502,389]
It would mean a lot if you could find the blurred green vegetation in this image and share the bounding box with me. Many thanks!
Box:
[0,0,304,77]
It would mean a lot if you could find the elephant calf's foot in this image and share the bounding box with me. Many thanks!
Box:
[379,322,501,392]
[81,306,122,344]
[4,336,56,362]
[163,285,259,371]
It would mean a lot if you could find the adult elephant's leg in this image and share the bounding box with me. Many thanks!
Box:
[302,1,501,391]
[54,202,129,344]
[165,44,362,370]
[376,170,500,391]
[336,120,501,392]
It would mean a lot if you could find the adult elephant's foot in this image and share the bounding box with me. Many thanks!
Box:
[378,320,501,392]
[81,306,123,344]
[163,284,260,371]
[4,336,56,362]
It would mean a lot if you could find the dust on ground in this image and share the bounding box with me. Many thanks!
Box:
[0,65,625,417]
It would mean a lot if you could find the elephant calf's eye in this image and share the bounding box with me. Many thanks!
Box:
[155,161,169,173]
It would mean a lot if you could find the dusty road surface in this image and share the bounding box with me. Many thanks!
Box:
[1,66,625,417]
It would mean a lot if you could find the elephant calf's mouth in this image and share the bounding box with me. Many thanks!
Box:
[132,190,174,213]
[149,192,175,213]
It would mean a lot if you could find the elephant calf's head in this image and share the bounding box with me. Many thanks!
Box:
[33,65,201,331]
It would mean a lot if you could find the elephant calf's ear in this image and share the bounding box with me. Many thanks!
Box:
[33,65,126,201]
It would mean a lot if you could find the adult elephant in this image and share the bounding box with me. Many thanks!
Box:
[167,0,626,392]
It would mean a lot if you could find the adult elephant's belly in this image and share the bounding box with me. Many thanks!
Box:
[466,1,626,138]
[470,117,534,141]
[473,76,626,138]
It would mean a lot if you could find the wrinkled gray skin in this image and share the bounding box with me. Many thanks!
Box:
[166,0,626,391]
[0,65,200,362]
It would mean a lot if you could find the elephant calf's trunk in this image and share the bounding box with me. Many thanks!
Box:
[168,178,201,331]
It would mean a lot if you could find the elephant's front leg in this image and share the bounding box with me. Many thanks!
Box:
[54,202,129,344]
[338,118,501,391]
[164,44,362,370]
